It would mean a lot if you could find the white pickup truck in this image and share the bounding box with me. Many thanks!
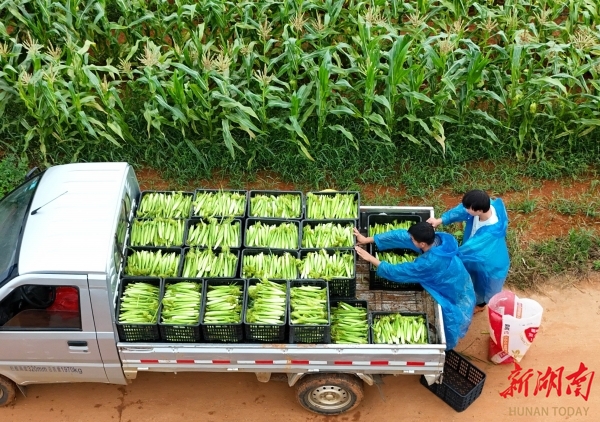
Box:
[0,162,446,415]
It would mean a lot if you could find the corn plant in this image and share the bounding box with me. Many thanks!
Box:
[4,32,127,164]
[0,0,599,165]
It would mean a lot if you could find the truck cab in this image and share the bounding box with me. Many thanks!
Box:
[0,162,138,393]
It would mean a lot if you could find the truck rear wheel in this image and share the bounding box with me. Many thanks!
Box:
[0,375,16,407]
[295,373,363,415]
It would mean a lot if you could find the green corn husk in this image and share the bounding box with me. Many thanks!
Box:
[161,282,202,326]
[242,252,298,279]
[369,220,414,236]
[130,218,185,247]
[372,314,428,345]
[203,284,243,324]
[246,279,287,325]
[192,191,246,217]
[186,217,241,248]
[331,302,369,344]
[119,282,160,324]
[298,249,354,280]
[182,248,238,278]
[306,193,357,219]
[372,251,417,270]
[137,192,191,219]
[125,250,179,277]
[302,222,354,248]
[290,285,328,326]
[250,194,302,218]
[246,221,299,249]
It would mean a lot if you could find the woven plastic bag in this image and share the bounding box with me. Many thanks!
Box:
[488,290,543,364]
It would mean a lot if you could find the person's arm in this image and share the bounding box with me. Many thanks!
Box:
[440,203,471,225]
[426,216,443,227]
[355,243,428,285]
[353,227,373,246]
[377,256,430,285]
[374,229,421,253]
[354,245,380,266]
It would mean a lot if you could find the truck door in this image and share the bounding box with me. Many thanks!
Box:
[0,274,109,384]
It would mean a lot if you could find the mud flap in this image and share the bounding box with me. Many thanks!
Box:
[372,374,386,402]
[17,384,27,397]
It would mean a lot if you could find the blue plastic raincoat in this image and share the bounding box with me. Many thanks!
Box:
[441,198,510,305]
[374,231,476,350]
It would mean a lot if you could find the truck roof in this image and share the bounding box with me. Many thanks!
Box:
[19,162,130,276]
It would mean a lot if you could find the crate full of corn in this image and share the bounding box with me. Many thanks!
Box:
[248,190,304,219]
[158,278,203,342]
[192,189,247,218]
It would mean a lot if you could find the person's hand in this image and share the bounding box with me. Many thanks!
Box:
[354,245,379,266]
[355,246,381,267]
[353,227,372,246]
[426,217,443,228]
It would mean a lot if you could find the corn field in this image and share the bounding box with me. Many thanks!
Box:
[0,0,599,170]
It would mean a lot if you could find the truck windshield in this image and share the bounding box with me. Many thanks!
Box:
[0,175,41,286]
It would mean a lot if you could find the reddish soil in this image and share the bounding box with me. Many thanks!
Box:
[502,179,599,242]
[136,168,300,192]
[434,178,600,243]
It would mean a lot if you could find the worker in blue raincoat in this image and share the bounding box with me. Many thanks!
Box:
[354,222,475,351]
[427,190,510,314]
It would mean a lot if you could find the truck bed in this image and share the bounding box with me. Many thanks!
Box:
[117,253,446,377]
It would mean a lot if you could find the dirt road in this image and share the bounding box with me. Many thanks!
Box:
[2,282,599,422]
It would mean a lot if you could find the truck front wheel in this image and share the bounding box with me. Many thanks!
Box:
[295,373,363,415]
[0,375,16,407]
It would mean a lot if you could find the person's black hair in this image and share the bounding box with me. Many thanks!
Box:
[408,222,435,245]
[461,190,490,212]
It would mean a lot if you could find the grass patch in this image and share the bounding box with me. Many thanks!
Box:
[0,153,28,197]
[547,193,600,218]
[447,164,533,196]
[523,155,591,180]
[507,194,538,214]
[508,228,600,290]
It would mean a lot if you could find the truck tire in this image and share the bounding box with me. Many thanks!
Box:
[295,373,363,415]
[0,375,16,407]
